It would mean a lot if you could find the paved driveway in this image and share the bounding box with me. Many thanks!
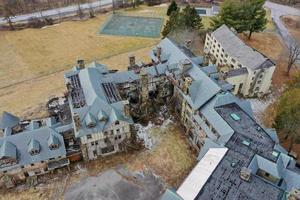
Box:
[0,0,112,25]
[264,1,300,48]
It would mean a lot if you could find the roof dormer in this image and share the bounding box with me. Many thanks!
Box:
[97,111,107,122]
[48,133,60,150]
[85,112,96,128]
[28,139,40,156]
[0,141,17,167]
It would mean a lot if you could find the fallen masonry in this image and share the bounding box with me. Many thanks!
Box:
[0,32,299,199]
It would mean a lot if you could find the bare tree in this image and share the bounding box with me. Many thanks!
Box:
[88,0,95,18]
[287,42,300,76]
[77,0,84,18]
[3,4,16,30]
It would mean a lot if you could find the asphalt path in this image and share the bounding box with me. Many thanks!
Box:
[264,1,300,48]
[0,0,112,24]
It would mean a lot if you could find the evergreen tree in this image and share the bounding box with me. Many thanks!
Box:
[274,76,300,152]
[162,10,181,37]
[181,5,203,30]
[167,1,178,16]
[162,5,203,38]
[211,0,267,40]
[244,0,267,39]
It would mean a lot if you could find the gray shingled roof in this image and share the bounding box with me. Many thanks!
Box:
[65,64,134,138]
[157,38,222,110]
[226,67,248,78]
[0,127,66,171]
[0,111,20,129]
[212,25,275,70]
[0,140,17,159]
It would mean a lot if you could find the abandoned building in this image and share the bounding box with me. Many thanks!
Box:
[0,36,299,199]
[204,24,276,97]
[0,112,70,188]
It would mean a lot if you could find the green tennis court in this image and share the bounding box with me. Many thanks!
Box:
[100,15,164,38]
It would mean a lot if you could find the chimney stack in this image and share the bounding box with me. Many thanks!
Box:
[182,77,193,95]
[157,45,162,60]
[129,55,136,68]
[77,59,85,69]
[123,101,131,117]
[73,113,81,131]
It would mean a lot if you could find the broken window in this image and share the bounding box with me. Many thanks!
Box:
[87,134,92,139]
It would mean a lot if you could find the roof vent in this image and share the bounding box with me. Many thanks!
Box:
[240,167,251,182]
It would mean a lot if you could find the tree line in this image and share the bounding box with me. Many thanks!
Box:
[274,74,300,153]
[163,0,268,40]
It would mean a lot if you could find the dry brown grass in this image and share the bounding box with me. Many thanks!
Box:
[239,32,284,61]
[0,5,168,118]
[128,124,197,187]
[0,123,196,199]
[0,14,159,88]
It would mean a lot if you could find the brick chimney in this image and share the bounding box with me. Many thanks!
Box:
[77,59,85,69]
[182,77,193,95]
[129,55,136,68]
[157,45,162,61]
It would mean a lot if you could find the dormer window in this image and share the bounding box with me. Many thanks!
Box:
[28,139,40,156]
[85,112,96,128]
[48,133,60,150]
[49,143,59,150]
[115,121,120,125]
[0,141,17,167]
[98,111,107,122]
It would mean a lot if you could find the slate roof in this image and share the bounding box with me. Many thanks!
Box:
[156,38,222,110]
[212,25,275,70]
[226,67,248,78]
[0,141,17,159]
[0,112,20,129]
[0,127,66,171]
[195,103,300,199]
[65,64,134,138]
[201,65,218,75]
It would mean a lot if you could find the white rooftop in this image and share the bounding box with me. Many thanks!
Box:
[177,148,228,200]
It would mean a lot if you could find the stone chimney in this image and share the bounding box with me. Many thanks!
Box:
[157,45,162,60]
[73,113,81,131]
[77,59,85,69]
[129,55,136,68]
[123,101,131,117]
[182,77,193,95]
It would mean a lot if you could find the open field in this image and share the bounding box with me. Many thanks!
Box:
[0,122,196,200]
[0,5,168,118]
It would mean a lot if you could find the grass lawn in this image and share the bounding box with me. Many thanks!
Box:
[0,5,168,118]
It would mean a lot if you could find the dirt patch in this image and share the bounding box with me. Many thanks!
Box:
[281,15,300,43]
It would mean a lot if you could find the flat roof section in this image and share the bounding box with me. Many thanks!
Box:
[195,103,285,199]
[177,148,228,200]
